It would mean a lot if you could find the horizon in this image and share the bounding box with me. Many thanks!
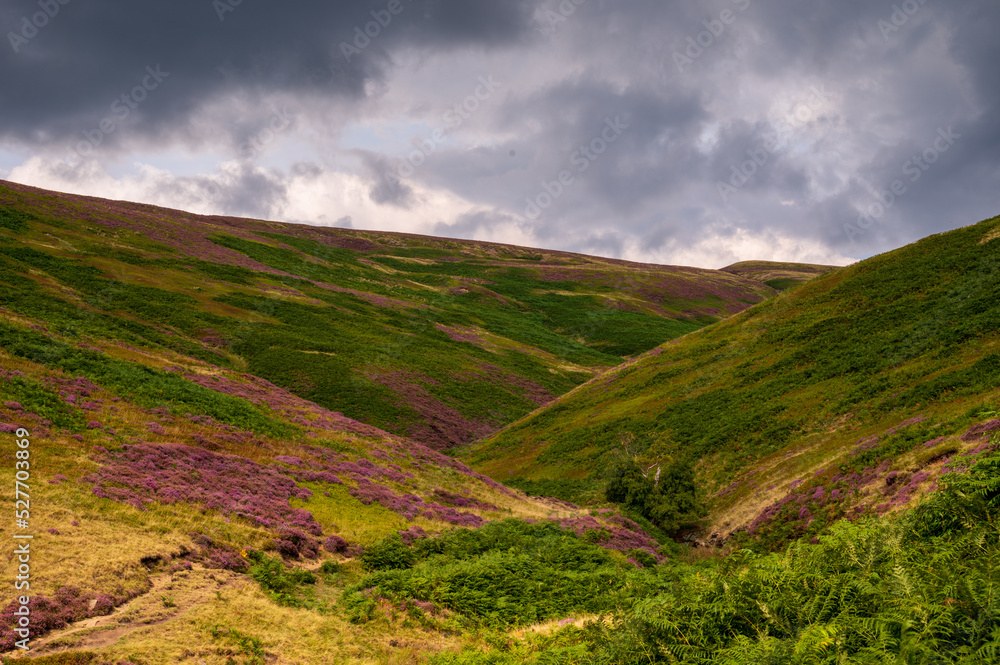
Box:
[2,1,997,270]
[0,177,864,272]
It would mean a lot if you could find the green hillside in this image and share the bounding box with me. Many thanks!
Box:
[721,260,838,291]
[0,183,682,661]
[465,215,1000,543]
[0,181,774,451]
[5,181,1000,664]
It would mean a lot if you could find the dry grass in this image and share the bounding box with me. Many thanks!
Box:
[21,565,465,664]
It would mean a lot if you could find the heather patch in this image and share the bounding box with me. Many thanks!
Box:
[407,442,519,498]
[182,371,387,438]
[962,418,1000,442]
[0,584,146,651]
[323,534,349,554]
[366,369,497,450]
[556,515,665,563]
[85,443,322,535]
[271,444,414,486]
[434,323,486,347]
[349,479,486,527]
[742,420,988,546]
[456,361,553,407]
[0,368,84,431]
[431,488,498,511]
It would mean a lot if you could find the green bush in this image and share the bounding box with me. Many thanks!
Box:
[361,534,417,572]
[0,207,35,233]
[605,458,704,534]
[345,520,649,627]
[247,551,316,607]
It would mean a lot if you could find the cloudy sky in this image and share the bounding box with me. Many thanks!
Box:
[1,0,997,268]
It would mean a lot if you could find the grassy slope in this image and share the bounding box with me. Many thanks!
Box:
[2,182,1000,663]
[0,186,679,662]
[721,260,838,291]
[0,181,774,451]
[464,215,1000,541]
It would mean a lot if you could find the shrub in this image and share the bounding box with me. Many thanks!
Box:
[628,548,658,568]
[323,534,348,554]
[246,551,316,607]
[605,458,704,534]
[361,534,417,572]
[345,519,650,627]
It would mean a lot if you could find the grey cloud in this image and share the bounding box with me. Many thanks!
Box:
[0,0,540,149]
[2,0,999,267]
[433,208,523,239]
[358,151,416,208]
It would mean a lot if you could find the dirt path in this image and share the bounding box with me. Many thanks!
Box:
[28,567,241,657]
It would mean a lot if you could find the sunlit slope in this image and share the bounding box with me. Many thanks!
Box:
[465,215,1000,534]
[721,260,838,291]
[0,181,774,449]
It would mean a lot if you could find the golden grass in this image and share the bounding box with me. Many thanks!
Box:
[21,564,468,664]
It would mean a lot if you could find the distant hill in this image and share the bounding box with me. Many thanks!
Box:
[721,260,839,291]
[0,181,774,451]
[463,215,1000,544]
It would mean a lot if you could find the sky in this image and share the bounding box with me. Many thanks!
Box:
[1,0,998,269]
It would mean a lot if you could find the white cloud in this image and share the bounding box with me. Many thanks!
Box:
[625,227,855,270]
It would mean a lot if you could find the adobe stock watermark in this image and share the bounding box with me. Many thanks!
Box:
[877,0,930,40]
[340,0,412,62]
[396,75,502,179]
[536,0,587,37]
[65,66,170,166]
[213,0,245,22]
[8,0,73,54]
[523,115,629,220]
[12,427,32,652]
[844,126,960,242]
[717,85,832,203]
[239,104,294,158]
[673,0,751,72]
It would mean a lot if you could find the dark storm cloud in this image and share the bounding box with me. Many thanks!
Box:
[416,0,1000,260]
[0,0,537,148]
[416,76,706,219]
[2,0,999,266]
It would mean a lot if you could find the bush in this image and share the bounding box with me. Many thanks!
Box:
[605,458,704,534]
[247,551,316,607]
[628,548,658,568]
[323,534,349,554]
[361,534,417,572]
[345,520,651,627]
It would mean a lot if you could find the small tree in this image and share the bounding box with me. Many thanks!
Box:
[605,457,705,536]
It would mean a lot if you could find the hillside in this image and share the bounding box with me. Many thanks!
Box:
[0,181,775,451]
[721,260,838,291]
[0,183,674,660]
[464,215,1000,544]
[3,185,1000,663]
